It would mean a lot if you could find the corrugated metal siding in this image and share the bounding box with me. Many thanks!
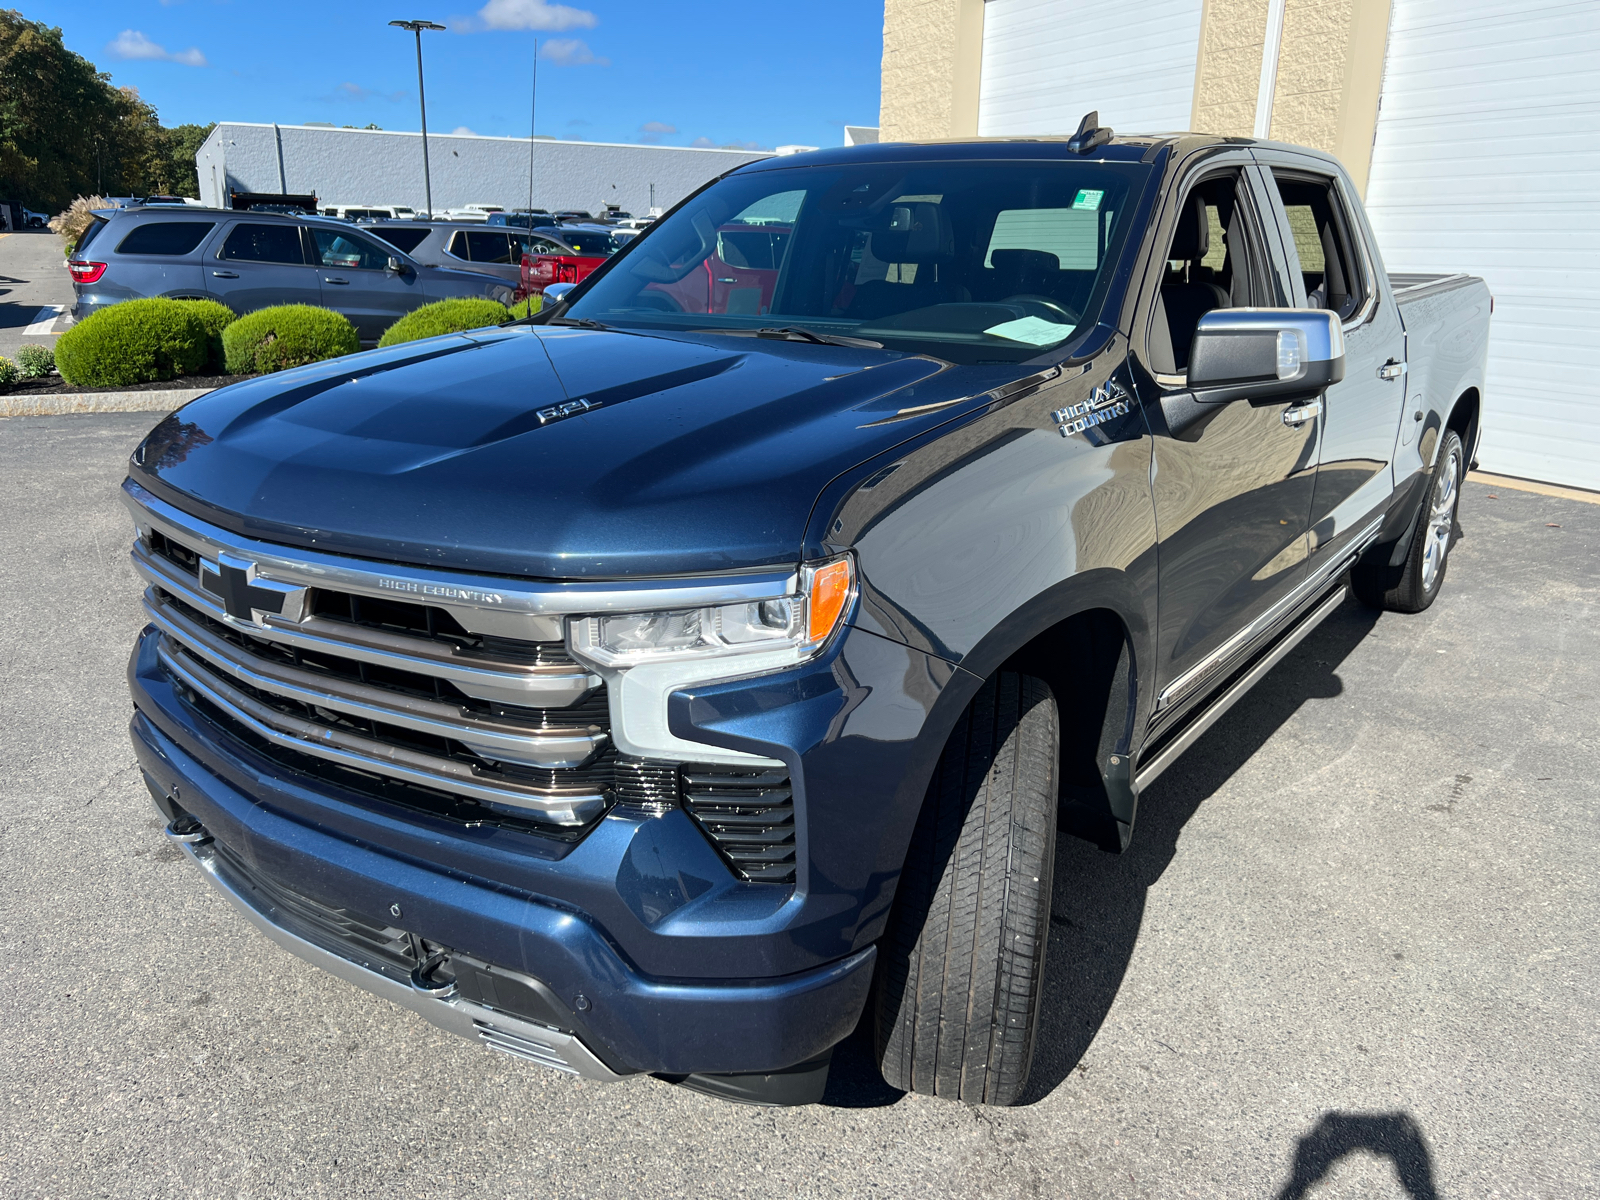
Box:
[1365,0,1600,489]
[978,0,1205,136]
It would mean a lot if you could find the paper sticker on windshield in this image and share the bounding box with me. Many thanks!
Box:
[1072,189,1105,210]
[984,316,1076,346]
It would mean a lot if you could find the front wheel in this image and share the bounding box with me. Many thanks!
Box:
[874,671,1058,1105]
[1354,428,1464,613]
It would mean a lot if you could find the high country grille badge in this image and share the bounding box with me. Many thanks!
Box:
[1052,380,1132,437]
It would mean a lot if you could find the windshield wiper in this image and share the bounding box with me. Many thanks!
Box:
[550,316,611,331]
[755,326,883,349]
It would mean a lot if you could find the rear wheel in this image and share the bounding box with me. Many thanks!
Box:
[874,671,1058,1105]
[1353,428,1464,613]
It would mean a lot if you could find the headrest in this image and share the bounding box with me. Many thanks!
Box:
[990,248,1060,276]
[872,203,954,263]
[1169,193,1209,260]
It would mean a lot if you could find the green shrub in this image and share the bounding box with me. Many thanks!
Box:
[507,295,542,319]
[377,298,511,348]
[179,299,236,372]
[0,357,16,387]
[56,298,210,388]
[16,345,54,379]
[222,305,360,375]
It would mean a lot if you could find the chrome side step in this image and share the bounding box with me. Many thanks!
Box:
[1134,584,1349,792]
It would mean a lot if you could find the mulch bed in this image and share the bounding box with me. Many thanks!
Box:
[2,373,254,397]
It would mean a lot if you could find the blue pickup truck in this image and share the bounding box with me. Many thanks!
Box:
[125,119,1490,1107]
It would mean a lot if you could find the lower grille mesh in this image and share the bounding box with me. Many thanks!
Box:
[679,764,796,884]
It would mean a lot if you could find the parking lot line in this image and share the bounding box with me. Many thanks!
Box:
[23,305,62,336]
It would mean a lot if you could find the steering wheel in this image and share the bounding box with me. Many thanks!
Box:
[1000,295,1080,325]
[633,290,684,313]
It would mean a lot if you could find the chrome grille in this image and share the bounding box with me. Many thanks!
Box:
[133,526,613,829]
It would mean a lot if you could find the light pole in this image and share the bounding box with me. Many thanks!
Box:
[389,19,446,217]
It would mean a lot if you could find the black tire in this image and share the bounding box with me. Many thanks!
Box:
[1353,428,1464,614]
[874,671,1058,1105]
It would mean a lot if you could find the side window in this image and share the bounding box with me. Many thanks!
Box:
[366,226,429,255]
[1149,172,1265,374]
[310,228,391,271]
[466,230,514,264]
[447,231,471,259]
[984,206,1101,271]
[117,222,215,256]
[1270,172,1365,320]
[219,223,306,265]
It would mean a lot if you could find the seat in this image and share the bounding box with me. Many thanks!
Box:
[846,202,969,320]
[1152,194,1231,373]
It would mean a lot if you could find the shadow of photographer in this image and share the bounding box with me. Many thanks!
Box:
[1277,1110,1441,1199]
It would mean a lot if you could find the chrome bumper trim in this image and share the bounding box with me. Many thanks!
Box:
[146,593,606,770]
[167,830,628,1083]
[158,638,607,825]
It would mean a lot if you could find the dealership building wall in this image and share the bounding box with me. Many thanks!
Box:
[879,0,1600,490]
[195,123,771,217]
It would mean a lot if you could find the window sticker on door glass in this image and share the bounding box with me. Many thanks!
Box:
[1072,189,1105,210]
[984,316,1076,346]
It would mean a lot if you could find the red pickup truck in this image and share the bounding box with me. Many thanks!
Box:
[518,226,628,299]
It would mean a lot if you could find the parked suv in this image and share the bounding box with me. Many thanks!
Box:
[69,208,514,342]
[366,221,541,289]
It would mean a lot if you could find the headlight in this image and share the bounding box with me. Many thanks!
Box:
[569,555,853,669]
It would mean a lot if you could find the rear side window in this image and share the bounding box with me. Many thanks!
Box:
[117,221,214,256]
[447,231,471,259]
[220,223,306,264]
[984,206,1103,271]
[76,216,110,254]
[367,226,430,254]
[465,230,513,263]
[1271,172,1366,320]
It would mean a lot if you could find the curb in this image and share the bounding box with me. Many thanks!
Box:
[1469,471,1600,506]
[0,388,213,418]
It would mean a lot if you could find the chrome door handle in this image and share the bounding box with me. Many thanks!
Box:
[211,270,239,279]
[1282,399,1323,427]
[323,277,350,285]
[1379,359,1407,380]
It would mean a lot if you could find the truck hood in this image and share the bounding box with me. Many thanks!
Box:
[130,324,1011,579]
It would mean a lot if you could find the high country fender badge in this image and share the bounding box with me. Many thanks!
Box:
[1052,379,1131,437]
[536,397,598,425]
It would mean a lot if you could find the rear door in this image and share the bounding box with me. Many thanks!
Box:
[308,226,427,341]
[1139,157,1319,721]
[1255,156,1408,564]
[209,221,321,314]
[463,230,522,284]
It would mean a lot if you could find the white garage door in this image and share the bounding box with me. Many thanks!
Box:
[1364,0,1600,490]
[978,0,1204,137]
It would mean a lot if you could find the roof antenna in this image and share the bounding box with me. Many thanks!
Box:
[1067,111,1113,154]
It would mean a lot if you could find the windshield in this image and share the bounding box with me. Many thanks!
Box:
[567,160,1151,362]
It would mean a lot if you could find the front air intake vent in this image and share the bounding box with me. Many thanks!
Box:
[612,756,679,809]
[680,764,795,885]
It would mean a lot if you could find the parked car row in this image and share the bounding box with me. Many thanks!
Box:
[68,206,515,343]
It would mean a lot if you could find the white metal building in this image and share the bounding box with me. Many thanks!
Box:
[195,123,772,222]
[882,0,1600,491]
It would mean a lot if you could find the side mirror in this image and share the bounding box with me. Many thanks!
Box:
[542,281,577,305]
[1161,308,1345,436]
[386,255,407,275]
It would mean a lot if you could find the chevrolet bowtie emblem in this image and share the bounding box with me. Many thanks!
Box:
[1052,379,1132,437]
[200,553,307,624]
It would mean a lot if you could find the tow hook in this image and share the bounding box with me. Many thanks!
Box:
[165,815,212,845]
[410,950,458,999]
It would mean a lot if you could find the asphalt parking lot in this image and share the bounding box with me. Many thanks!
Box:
[1,412,1595,1199]
[0,230,71,361]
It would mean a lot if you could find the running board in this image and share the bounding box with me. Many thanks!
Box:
[1133,584,1349,792]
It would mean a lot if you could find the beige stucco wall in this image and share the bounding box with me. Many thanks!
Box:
[880,0,986,141]
[878,0,1389,190]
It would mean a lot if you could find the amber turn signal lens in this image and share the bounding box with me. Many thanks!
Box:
[806,557,852,645]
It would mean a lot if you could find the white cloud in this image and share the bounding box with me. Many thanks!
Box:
[450,126,478,136]
[639,121,676,135]
[690,136,715,148]
[541,38,607,66]
[106,29,207,66]
[473,0,597,31]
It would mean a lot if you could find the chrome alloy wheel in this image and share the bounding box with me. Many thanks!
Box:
[1421,445,1461,592]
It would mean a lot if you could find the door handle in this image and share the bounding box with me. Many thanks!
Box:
[211,270,239,279]
[1379,359,1407,380]
[1282,399,1323,428]
[323,276,350,285]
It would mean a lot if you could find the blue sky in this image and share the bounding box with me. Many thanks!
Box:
[28,1,884,151]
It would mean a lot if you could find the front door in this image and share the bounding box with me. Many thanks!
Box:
[1257,159,1408,565]
[1138,160,1320,720]
[309,226,426,341]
